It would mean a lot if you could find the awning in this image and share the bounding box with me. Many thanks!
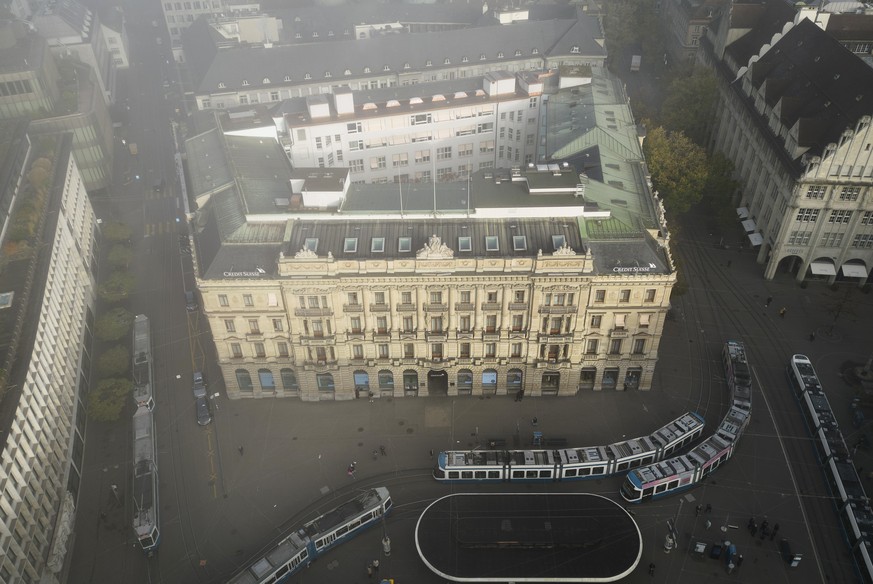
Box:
[741,219,757,232]
[747,232,763,246]
[809,261,837,276]
[736,207,749,219]
[841,264,868,278]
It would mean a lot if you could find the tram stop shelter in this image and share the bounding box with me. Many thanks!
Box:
[415,492,642,582]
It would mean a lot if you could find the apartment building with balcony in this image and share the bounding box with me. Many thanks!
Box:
[0,132,98,583]
[700,5,873,283]
[186,69,676,399]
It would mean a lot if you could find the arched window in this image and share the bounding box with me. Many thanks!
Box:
[236,369,253,392]
[403,370,418,391]
[457,369,473,390]
[482,369,497,388]
[354,370,369,390]
[378,370,394,390]
[507,369,523,388]
[542,372,560,390]
[258,368,275,390]
[281,368,298,391]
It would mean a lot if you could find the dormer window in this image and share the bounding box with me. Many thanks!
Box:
[532,48,539,54]
[295,32,302,39]
[242,80,249,86]
[371,237,385,253]
[426,60,432,67]
[485,236,499,251]
[364,67,371,73]
[312,32,318,38]
[344,69,351,76]
[497,51,504,58]
[328,30,334,37]
[404,62,411,70]
[514,49,522,56]
[325,72,331,78]
[284,75,291,82]
[552,235,566,250]
[344,28,350,35]
[218,82,226,88]
[462,56,469,63]
[344,238,358,253]
[304,73,312,80]
[443,58,450,65]
[263,78,270,84]
[480,54,486,60]
[570,45,580,54]
[383,65,390,71]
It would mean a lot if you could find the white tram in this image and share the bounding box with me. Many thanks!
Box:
[433,412,705,483]
[621,341,752,503]
[132,404,160,554]
[789,354,873,583]
[132,314,155,410]
[227,487,392,584]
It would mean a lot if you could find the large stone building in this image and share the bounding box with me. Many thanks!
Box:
[0,132,98,583]
[701,5,873,283]
[0,21,60,120]
[187,70,677,400]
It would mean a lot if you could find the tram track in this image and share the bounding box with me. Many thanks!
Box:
[674,214,857,583]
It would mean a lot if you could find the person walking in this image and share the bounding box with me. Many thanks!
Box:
[779,307,787,318]
[771,523,780,540]
[366,563,373,578]
[765,296,773,308]
[696,505,703,517]
[809,331,816,341]
[648,563,656,575]
[372,559,380,574]
[705,503,712,514]
[238,446,244,456]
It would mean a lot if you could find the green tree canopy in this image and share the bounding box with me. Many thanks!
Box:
[643,126,709,216]
[96,345,130,377]
[88,378,132,422]
[660,70,717,144]
[107,244,133,269]
[94,307,134,341]
[98,271,135,303]
[704,153,740,235]
[102,221,132,244]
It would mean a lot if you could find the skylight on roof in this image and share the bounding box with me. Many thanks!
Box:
[344,238,358,253]
[485,236,499,251]
[372,237,385,252]
[458,236,472,252]
[398,237,412,252]
[304,238,318,252]
[513,235,527,251]
[552,235,566,250]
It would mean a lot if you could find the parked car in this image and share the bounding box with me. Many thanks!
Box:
[192,371,206,399]
[195,395,212,426]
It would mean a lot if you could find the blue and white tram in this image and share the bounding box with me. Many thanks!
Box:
[621,340,753,503]
[433,411,705,483]
[227,487,392,584]
[132,404,160,554]
[132,314,155,410]
[788,354,873,583]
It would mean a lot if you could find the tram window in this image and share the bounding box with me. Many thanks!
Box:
[643,487,654,497]
[513,470,525,478]
[488,471,500,478]
[475,471,486,478]
[579,468,590,476]
[462,471,473,479]
[642,456,653,465]
[618,461,629,471]
[680,476,691,485]
[565,469,577,477]
[526,470,538,478]
[655,484,666,493]
[336,526,348,536]
[540,470,552,478]
[594,466,604,475]
[277,565,290,577]
[449,471,459,479]
[668,480,679,490]
[266,577,277,584]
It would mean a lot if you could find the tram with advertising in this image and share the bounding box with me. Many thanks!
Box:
[620,341,752,503]
[227,488,393,584]
[433,412,705,483]
[788,354,873,583]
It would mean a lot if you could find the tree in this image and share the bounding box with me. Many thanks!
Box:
[97,345,130,377]
[95,307,134,341]
[98,271,135,303]
[107,244,133,269]
[103,221,132,244]
[88,378,132,422]
[660,70,717,144]
[704,153,740,236]
[643,126,709,216]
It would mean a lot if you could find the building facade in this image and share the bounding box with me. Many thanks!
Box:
[0,133,98,583]
[0,22,60,120]
[702,11,873,283]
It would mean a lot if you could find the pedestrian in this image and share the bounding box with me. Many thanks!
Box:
[751,523,758,537]
[238,446,244,456]
[765,296,773,307]
[648,562,655,575]
[747,517,755,531]
[380,445,387,456]
[515,389,522,402]
[372,449,378,460]
[779,306,787,318]
[348,462,357,479]
[373,559,380,573]
[771,523,779,540]
[367,563,373,578]
[429,449,434,459]
[705,503,712,514]
[761,525,769,539]
[531,417,538,426]
[737,554,744,567]
[100,511,107,521]
[809,331,816,341]
[696,504,703,516]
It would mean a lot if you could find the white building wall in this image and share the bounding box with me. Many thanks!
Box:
[0,147,97,582]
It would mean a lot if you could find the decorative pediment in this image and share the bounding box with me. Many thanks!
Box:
[417,234,454,259]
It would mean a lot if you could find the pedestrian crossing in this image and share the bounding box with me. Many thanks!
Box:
[144,221,174,236]
[144,188,174,200]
